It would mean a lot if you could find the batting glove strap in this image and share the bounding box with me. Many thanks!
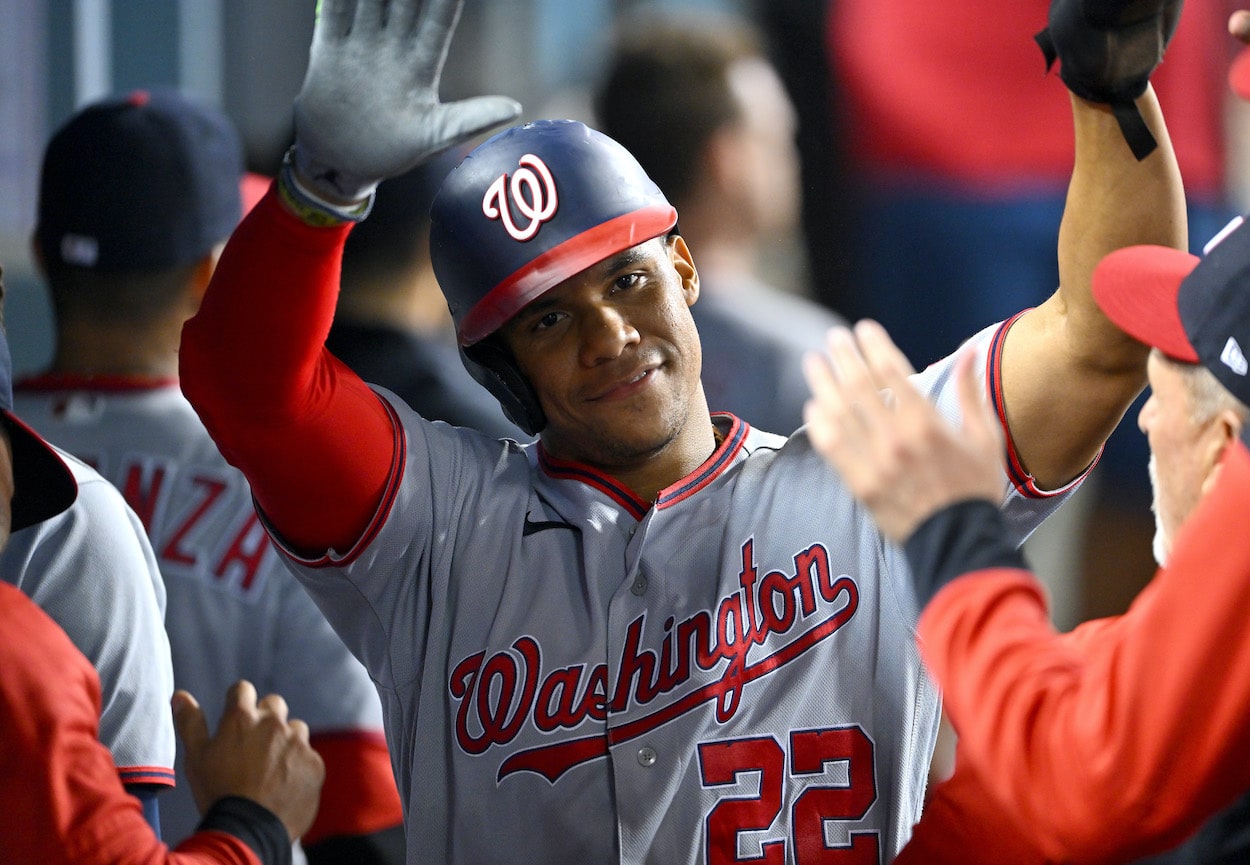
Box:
[1035,0,1183,160]
[198,795,292,865]
[903,500,1027,608]
[278,147,375,228]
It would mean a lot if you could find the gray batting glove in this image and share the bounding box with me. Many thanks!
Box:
[291,0,522,204]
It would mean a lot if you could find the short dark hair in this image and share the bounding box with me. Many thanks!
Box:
[592,11,763,205]
[43,257,200,326]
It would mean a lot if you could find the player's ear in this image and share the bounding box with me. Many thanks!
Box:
[1198,407,1243,496]
[668,234,699,307]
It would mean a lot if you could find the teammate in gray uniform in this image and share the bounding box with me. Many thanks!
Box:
[24,88,403,861]
[0,265,175,832]
[179,0,1185,861]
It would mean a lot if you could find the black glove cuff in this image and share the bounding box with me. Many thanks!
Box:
[198,796,291,865]
[904,500,1028,607]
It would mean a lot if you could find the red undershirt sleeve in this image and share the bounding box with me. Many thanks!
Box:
[180,184,396,555]
[916,442,1250,862]
[302,731,403,847]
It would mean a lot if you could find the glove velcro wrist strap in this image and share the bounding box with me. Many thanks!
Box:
[278,150,375,227]
[1034,26,1159,160]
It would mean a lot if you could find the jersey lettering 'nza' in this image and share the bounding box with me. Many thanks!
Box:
[279,320,1080,865]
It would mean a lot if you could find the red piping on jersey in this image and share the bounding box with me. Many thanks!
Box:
[987,312,1094,499]
[117,765,176,787]
[656,414,747,508]
[538,450,649,519]
[270,393,408,568]
[537,414,747,519]
[16,372,180,392]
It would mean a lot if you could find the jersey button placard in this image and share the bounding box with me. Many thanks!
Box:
[630,573,648,596]
[636,745,657,767]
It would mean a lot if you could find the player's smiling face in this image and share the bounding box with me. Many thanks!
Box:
[500,235,710,475]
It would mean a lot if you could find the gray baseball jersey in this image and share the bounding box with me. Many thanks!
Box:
[14,379,387,846]
[0,448,176,789]
[273,318,1081,864]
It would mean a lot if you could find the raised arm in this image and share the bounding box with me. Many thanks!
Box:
[999,0,1187,490]
[179,0,519,554]
[1001,88,1185,490]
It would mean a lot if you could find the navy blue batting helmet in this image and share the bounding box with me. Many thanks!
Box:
[430,119,678,434]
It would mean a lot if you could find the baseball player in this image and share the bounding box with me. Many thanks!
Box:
[21,89,404,861]
[0,275,175,832]
[179,0,1184,861]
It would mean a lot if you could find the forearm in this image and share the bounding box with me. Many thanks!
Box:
[918,445,1250,861]
[180,186,395,554]
[1003,87,1186,489]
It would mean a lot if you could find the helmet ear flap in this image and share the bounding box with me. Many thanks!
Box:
[460,339,546,436]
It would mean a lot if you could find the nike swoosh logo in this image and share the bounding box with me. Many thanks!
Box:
[522,513,578,537]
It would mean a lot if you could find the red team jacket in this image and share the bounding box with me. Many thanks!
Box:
[899,441,1250,864]
[0,580,264,865]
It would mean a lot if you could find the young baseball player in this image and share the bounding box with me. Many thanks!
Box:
[179,0,1186,861]
[21,89,403,862]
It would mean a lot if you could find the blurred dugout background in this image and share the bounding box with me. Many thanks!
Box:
[0,0,755,373]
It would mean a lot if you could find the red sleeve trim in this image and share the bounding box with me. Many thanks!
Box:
[117,765,176,787]
[302,730,402,845]
[987,311,1100,499]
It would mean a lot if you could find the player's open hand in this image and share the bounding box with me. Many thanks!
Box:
[292,0,522,203]
[802,320,1006,543]
[173,680,325,842]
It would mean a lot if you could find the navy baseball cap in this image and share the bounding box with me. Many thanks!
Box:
[1093,215,1250,406]
[36,88,244,271]
[430,119,678,345]
[0,283,76,531]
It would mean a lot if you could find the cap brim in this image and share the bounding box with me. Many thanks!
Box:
[458,205,678,344]
[2,413,78,533]
[1092,244,1201,362]
[1232,47,1250,102]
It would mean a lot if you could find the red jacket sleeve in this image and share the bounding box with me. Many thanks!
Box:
[179,183,397,555]
[0,583,260,865]
[915,441,1250,863]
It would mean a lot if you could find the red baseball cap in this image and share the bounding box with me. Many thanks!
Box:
[1092,215,1250,404]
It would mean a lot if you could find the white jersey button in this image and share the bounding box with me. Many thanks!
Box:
[631,574,648,595]
[637,745,657,767]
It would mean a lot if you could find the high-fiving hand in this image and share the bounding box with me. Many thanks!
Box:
[173,680,325,842]
[801,320,1007,543]
[292,0,522,203]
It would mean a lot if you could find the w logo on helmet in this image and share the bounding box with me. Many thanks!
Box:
[482,154,559,242]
